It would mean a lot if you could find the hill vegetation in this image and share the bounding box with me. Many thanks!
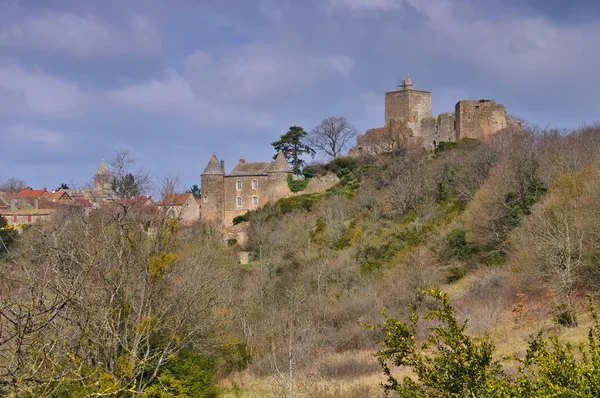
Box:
[2,123,600,396]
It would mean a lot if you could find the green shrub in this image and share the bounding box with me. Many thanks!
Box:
[142,351,218,398]
[554,304,577,327]
[370,288,600,397]
[446,228,472,259]
[287,174,310,193]
[446,264,467,283]
[232,214,249,225]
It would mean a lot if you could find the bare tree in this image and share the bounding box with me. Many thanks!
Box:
[0,177,28,192]
[309,117,358,159]
[109,149,152,198]
[0,203,238,395]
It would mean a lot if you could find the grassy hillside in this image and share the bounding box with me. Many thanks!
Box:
[221,124,600,396]
[2,124,600,397]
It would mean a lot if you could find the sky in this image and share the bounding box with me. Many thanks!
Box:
[0,0,599,192]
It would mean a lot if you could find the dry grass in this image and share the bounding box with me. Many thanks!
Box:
[219,350,391,398]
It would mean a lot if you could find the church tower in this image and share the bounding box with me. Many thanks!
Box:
[200,154,225,224]
[94,159,112,191]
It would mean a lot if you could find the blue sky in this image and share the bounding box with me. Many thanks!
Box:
[1,0,599,192]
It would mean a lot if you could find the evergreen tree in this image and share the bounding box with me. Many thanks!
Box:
[271,126,315,176]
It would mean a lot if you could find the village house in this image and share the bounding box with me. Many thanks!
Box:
[156,192,200,225]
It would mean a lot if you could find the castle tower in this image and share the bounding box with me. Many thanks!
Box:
[200,154,225,224]
[267,151,293,201]
[94,159,112,191]
[384,76,431,138]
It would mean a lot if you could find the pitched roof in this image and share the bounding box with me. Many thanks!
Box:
[96,159,110,175]
[202,154,225,175]
[229,161,273,176]
[17,188,47,197]
[42,191,71,202]
[268,151,292,173]
[157,193,194,206]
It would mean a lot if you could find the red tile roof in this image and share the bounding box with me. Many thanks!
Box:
[42,191,70,201]
[17,188,47,197]
[157,193,194,207]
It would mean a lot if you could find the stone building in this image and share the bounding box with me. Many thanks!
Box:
[351,77,516,155]
[156,192,200,225]
[200,152,294,225]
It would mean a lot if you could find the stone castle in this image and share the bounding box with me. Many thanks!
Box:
[351,77,517,154]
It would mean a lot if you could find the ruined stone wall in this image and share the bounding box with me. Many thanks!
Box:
[200,174,224,224]
[455,100,508,140]
[350,119,414,156]
[419,112,456,150]
[300,172,339,194]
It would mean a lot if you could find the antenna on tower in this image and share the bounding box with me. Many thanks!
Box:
[396,78,403,89]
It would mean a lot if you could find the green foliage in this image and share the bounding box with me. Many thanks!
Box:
[445,264,467,283]
[57,182,70,190]
[554,304,578,327]
[325,156,358,174]
[371,287,507,396]
[371,288,600,397]
[287,173,311,193]
[232,214,249,225]
[271,126,316,176]
[112,172,140,198]
[142,351,219,398]
[434,138,480,154]
[445,228,473,259]
[504,177,546,227]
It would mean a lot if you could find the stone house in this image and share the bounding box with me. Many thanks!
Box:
[200,152,294,225]
[351,77,518,155]
[156,193,200,225]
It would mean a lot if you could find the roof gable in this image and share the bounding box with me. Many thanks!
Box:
[229,161,273,176]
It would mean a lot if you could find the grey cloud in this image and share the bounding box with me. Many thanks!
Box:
[0,64,86,118]
[0,11,161,58]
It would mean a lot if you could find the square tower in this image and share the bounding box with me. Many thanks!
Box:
[384,77,432,137]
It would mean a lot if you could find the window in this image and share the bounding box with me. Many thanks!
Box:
[203,195,208,203]
[236,180,242,190]
[236,196,242,207]
[252,179,258,189]
[252,196,258,206]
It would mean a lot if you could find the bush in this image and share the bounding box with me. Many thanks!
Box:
[446,264,467,283]
[142,351,219,398]
[232,214,249,225]
[287,173,310,193]
[554,304,577,327]
[446,228,473,259]
[370,288,600,397]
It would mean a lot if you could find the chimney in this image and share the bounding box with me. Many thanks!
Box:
[11,199,18,211]
[221,160,225,170]
[239,159,246,164]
